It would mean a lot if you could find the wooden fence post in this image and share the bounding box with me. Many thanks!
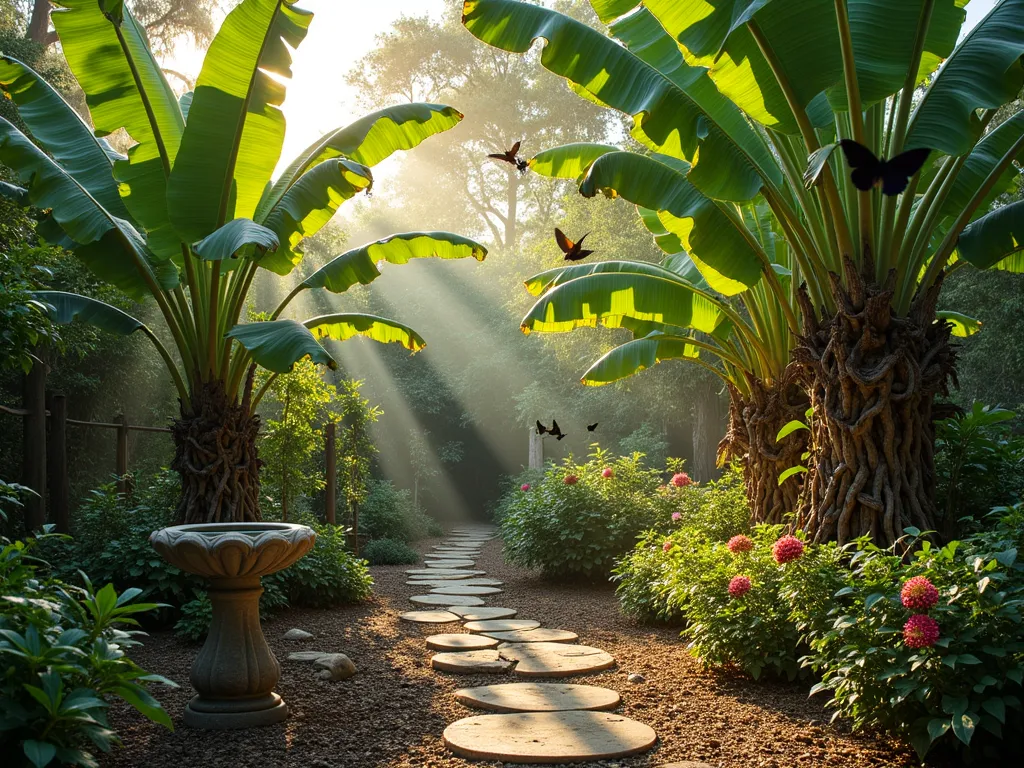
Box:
[47,393,69,533]
[22,358,47,531]
[528,426,544,470]
[324,422,336,525]
[115,413,129,495]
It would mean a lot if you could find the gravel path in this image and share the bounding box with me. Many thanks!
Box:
[103,533,922,768]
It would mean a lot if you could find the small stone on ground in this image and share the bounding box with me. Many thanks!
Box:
[314,653,356,681]
[464,619,539,632]
[431,650,513,674]
[286,651,329,662]
[443,711,656,762]
[454,682,620,713]
[628,673,646,684]
[425,634,500,651]
[283,628,313,640]
[410,593,485,607]
[398,610,461,623]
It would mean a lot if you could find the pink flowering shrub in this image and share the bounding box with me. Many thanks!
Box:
[772,535,804,564]
[900,576,939,612]
[728,575,751,598]
[520,483,530,492]
[602,467,614,478]
[902,614,941,649]
[671,472,692,487]
[727,534,754,554]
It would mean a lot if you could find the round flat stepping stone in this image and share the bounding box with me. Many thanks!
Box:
[432,650,513,674]
[399,610,460,624]
[454,682,621,713]
[407,578,503,588]
[410,593,485,607]
[465,619,540,633]
[424,560,475,568]
[443,711,656,763]
[426,634,500,651]
[449,607,518,621]
[485,628,577,643]
[433,547,482,554]
[405,569,483,577]
[430,585,503,596]
[500,643,615,678]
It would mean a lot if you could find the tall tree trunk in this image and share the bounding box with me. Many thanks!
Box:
[172,377,262,524]
[794,256,956,546]
[504,170,518,251]
[27,0,57,46]
[691,376,725,482]
[718,373,809,525]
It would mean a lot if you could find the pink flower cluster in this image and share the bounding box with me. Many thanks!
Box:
[900,576,939,611]
[520,483,531,492]
[903,614,941,649]
[672,512,682,522]
[772,535,804,564]
[663,540,674,552]
[727,535,754,554]
[563,475,578,486]
[670,472,692,488]
[602,467,614,478]
[728,575,752,598]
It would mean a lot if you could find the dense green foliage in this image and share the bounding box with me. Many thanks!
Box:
[498,447,687,578]
[359,479,441,543]
[0,534,175,768]
[361,537,421,566]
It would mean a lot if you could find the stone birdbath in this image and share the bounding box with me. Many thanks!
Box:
[150,522,316,729]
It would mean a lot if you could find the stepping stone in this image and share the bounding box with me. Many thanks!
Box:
[424,560,475,568]
[500,643,615,678]
[410,593,485,607]
[443,711,656,762]
[465,619,540,633]
[399,610,460,624]
[426,634,500,651]
[454,682,621,713]
[449,606,518,621]
[433,547,482,554]
[286,650,330,662]
[406,578,503,588]
[405,569,484,577]
[485,628,577,644]
[432,650,513,674]
[430,585,503,596]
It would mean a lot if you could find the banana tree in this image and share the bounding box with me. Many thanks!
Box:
[0,0,486,525]
[463,0,1023,544]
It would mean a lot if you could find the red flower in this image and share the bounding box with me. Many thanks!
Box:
[903,614,940,649]
[727,535,754,554]
[900,576,939,612]
[563,474,578,485]
[671,472,692,488]
[520,483,530,492]
[663,540,673,552]
[602,467,614,478]
[772,535,804,564]
[728,575,752,598]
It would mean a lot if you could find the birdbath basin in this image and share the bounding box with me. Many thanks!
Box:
[150,522,316,729]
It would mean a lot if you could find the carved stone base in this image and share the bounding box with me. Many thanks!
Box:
[185,693,288,730]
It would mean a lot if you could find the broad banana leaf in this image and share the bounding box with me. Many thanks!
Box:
[34,291,145,336]
[260,159,373,275]
[529,143,618,179]
[461,0,779,202]
[939,112,1024,224]
[579,151,764,294]
[302,232,487,294]
[168,0,313,241]
[227,318,336,373]
[523,259,696,297]
[260,103,463,219]
[638,207,684,255]
[304,313,427,353]
[0,118,176,298]
[580,334,703,386]
[521,272,727,336]
[936,310,982,338]
[193,218,279,261]
[52,0,185,258]
[0,56,128,220]
[956,200,1024,272]
[907,0,1024,156]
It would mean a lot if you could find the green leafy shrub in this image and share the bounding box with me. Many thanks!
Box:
[362,537,421,565]
[803,514,1024,761]
[359,479,438,543]
[0,534,176,767]
[499,447,670,578]
[269,518,373,608]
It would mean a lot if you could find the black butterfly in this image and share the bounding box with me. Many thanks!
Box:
[555,228,594,262]
[587,422,598,432]
[838,139,931,196]
[536,420,548,435]
[549,419,566,440]
[487,140,529,174]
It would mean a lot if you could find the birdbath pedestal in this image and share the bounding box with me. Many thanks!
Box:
[150,522,316,729]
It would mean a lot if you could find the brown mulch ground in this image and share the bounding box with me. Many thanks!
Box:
[102,533,922,768]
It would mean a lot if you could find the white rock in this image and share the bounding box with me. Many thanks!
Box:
[627,673,645,684]
[283,628,314,640]
[314,653,356,681]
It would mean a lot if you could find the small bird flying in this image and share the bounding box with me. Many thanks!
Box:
[587,422,599,432]
[554,228,594,262]
[488,140,529,174]
[838,139,931,197]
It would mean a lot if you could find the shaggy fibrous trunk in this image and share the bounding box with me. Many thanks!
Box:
[172,376,262,524]
[718,373,809,526]
[794,256,956,546]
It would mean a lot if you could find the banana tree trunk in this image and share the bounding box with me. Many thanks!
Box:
[718,374,808,525]
[172,376,263,524]
[794,257,956,546]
